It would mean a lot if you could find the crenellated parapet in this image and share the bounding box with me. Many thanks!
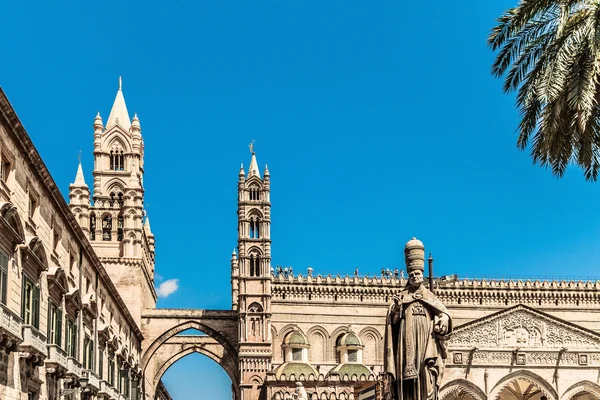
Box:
[272,275,600,307]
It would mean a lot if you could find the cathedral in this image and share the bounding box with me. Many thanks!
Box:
[0,82,599,400]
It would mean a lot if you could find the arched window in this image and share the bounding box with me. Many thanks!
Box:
[249,186,261,201]
[117,192,124,207]
[118,150,124,171]
[110,147,125,171]
[249,218,260,239]
[249,254,261,277]
[117,214,124,241]
[102,215,112,241]
[109,192,115,207]
[89,213,96,241]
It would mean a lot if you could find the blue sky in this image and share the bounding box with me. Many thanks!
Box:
[3,1,600,398]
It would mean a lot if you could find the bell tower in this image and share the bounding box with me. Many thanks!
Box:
[70,78,156,325]
[234,143,272,398]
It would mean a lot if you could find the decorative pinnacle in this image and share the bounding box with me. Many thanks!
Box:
[249,139,255,154]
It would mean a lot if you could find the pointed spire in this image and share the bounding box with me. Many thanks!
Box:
[131,113,140,129]
[264,164,270,177]
[94,112,104,129]
[106,76,131,130]
[246,140,261,178]
[144,215,152,232]
[73,161,86,186]
[232,248,237,260]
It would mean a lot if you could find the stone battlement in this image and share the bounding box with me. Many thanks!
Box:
[271,275,600,307]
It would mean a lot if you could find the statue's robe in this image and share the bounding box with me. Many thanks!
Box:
[384,284,453,400]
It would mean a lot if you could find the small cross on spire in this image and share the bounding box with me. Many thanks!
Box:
[249,139,255,154]
[119,76,122,91]
[78,149,82,163]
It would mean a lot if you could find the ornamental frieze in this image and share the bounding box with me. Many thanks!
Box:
[449,305,600,350]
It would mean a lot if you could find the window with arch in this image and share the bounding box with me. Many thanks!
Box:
[110,149,125,171]
[89,213,96,240]
[0,251,8,305]
[249,218,260,239]
[102,214,112,241]
[249,185,261,201]
[247,302,263,339]
[249,254,261,276]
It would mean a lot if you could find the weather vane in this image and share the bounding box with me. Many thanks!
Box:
[249,139,255,154]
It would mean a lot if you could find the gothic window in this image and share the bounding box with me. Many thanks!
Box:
[110,149,125,171]
[118,151,124,171]
[90,213,96,240]
[110,192,115,207]
[102,214,112,241]
[249,186,261,201]
[117,214,124,241]
[249,254,261,276]
[249,218,260,239]
[118,192,124,207]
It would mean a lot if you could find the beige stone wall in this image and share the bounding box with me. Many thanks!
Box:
[0,89,144,400]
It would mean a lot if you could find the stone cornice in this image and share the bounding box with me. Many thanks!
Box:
[0,88,143,342]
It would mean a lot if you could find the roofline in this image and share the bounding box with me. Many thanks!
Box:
[0,87,144,342]
[453,303,600,339]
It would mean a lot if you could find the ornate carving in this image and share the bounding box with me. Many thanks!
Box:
[449,306,600,349]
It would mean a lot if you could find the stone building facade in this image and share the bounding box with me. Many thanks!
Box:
[0,86,151,400]
[1,82,600,400]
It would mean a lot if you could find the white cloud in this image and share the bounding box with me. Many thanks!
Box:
[156,279,179,298]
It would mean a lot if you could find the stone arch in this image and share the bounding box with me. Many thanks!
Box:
[562,381,600,400]
[105,179,126,196]
[307,325,329,364]
[152,342,238,392]
[143,319,236,368]
[440,379,487,400]
[330,326,350,361]
[106,134,131,153]
[490,370,558,400]
[358,326,382,364]
[0,202,25,242]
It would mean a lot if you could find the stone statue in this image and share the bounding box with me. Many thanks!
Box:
[293,382,308,400]
[384,238,452,400]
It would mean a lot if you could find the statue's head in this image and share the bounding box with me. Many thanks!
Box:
[408,268,424,288]
[404,237,425,287]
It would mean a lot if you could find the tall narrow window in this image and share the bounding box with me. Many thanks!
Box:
[66,318,77,357]
[83,336,94,369]
[21,276,40,328]
[117,192,124,207]
[103,215,112,241]
[110,151,115,170]
[119,151,124,171]
[90,213,96,240]
[117,214,124,241]
[28,196,36,219]
[250,219,260,239]
[47,300,62,346]
[108,356,115,386]
[0,251,7,304]
[250,255,260,277]
[0,160,9,182]
[99,348,104,379]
